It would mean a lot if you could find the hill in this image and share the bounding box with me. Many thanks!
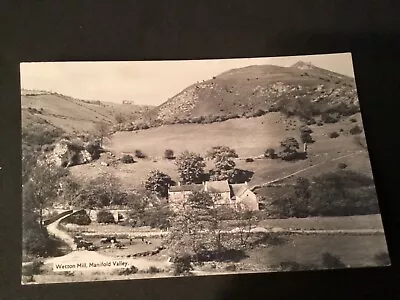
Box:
[21,89,153,135]
[136,62,359,127]
[70,112,372,191]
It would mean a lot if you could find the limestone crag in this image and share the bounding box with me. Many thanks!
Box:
[47,139,94,167]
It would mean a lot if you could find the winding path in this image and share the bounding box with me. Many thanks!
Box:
[47,212,77,249]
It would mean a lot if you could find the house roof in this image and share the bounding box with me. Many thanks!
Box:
[205,180,230,193]
[230,183,248,197]
[169,184,204,193]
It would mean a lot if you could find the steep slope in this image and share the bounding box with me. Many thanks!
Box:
[21,90,153,133]
[141,62,359,126]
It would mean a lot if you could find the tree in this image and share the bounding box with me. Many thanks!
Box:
[207,146,238,182]
[278,137,301,161]
[300,131,314,143]
[135,149,146,158]
[97,209,115,223]
[299,126,314,143]
[22,182,49,255]
[206,146,238,160]
[121,154,135,163]
[164,149,175,159]
[329,131,340,138]
[175,151,206,184]
[93,122,111,147]
[76,173,126,209]
[264,148,276,159]
[210,156,236,182]
[144,170,174,198]
[26,163,67,229]
[167,191,217,259]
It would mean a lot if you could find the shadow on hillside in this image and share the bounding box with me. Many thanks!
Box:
[233,169,254,183]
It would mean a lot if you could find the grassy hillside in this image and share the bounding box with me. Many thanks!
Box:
[139,62,359,126]
[70,111,373,191]
[21,90,153,134]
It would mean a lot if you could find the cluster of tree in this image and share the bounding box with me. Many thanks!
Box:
[299,125,314,144]
[264,137,307,161]
[206,146,238,182]
[264,170,379,218]
[279,96,359,123]
[22,151,69,256]
[144,170,174,198]
[167,191,258,265]
[127,195,173,230]
[69,173,129,210]
[174,151,206,184]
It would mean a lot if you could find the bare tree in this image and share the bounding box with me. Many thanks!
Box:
[93,122,111,147]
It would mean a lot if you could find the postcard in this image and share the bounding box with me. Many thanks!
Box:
[20,53,389,284]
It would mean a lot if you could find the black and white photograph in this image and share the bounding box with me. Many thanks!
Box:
[20,53,390,285]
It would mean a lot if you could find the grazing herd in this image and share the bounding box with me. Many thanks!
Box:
[73,235,154,251]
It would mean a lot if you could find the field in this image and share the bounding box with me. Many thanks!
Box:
[70,112,373,191]
[258,214,385,230]
[243,234,388,271]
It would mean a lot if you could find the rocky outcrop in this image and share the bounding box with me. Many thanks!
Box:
[46,139,96,167]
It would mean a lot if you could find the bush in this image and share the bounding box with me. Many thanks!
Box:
[121,154,135,164]
[349,125,363,135]
[329,131,339,138]
[135,150,147,158]
[321,113,339,124]
[173,255,193,276]
[147,266,162,274]
[338,163,347,169]
[350,118,357,123]
[85,141,102,159]
[266,169,378,218]
[300,132,314,143]
[317,121,324,126]
[164,149,175,159]
[264,148,276,159]
[97,210,115,224]
[321,253,346,269]
[22,259,43,276]
[225,264,237,272]
[62,210,91,225]
[299,125,313,134]
[118,265,138,275]
[23,227,49,256]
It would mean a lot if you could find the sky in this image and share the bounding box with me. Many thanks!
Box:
[20,53,354,106]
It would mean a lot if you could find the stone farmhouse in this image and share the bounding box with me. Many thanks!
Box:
[168,180,259,212]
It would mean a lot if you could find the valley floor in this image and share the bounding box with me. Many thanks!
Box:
[22,214,389,285]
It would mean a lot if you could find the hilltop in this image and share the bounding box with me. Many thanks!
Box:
[21,89,153,135]
[133,62,359,127]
